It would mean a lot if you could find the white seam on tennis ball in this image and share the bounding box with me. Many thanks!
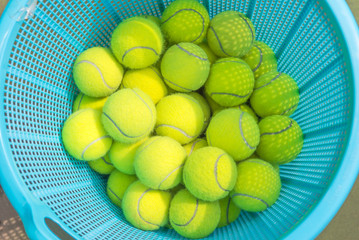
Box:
[137,189,161,226]
[188,139,202,156]
[239,112,256,150]
[261,119,293,136]
[163,77,193,91]
[214,153,230,192]
[136,137,162,155]
[172,199,199,227]
[122,46,159,61]
[252,44,263,72]
[281,103,298,115]
[176,44,208,61]
[238,13,254,45]
[103,112,146,138]
[226,197,231,225]
[209,26,230,56]
[108,187,122,202]
[76,60,116,90]
[231,193,269,207]
[76,93,85,111]
[158,164,184,189]
[254,72,282,90]
[156,124,195,139]
[132,89,154,124]
[101,156,113,166]
[211,91,252,98]
[81,135,111,159]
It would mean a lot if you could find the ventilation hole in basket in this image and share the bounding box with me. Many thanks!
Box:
[45,218,75,240]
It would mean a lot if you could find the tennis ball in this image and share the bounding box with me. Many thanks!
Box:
[109,137,148,175]
[72,92,108,112]
[88,154,114,175]
[238,103,258,123]
[122,66,167,104]
[218,195,241,228]
[198,41,218,64]
[122,181,172,230]
[207,11,255,57]
[101,88,156,143]
[187,92,211,130]
[62,109,112,161]
[183,138,208,157]
[183,146,237,201]
[107,170,137,208]
[250,71,300,117]
[169,189,220,239]
[206,108,260,161]
[257,115,303,164]
[242,41,278,79]
[156,94,204,144]
[205,57,254,107]
[161,0,210,44]
[203,90,225,114]
[134,136,187,190]
[161,42,210,92]
[139,15,161,26]
[111,16,164,69]
[230,159,281,212]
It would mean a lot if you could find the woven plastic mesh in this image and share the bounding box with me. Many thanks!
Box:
[2,0,352,239]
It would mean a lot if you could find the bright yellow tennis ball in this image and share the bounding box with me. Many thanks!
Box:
[183,138,208,156]
[88,154,114,175]
[170,189,220,239]
[72,92,108,112]
[183,146,237,201]
[101,88,156,144]
[198,41,218,64]
[187,92,211,131]
[73,47,124,97]
[62,109,112,161]
[161,0,210,44]
[107,170,137,208]
[109,137,148,175]
[218,195,241,228]
[237,103,259,123]
[122,67,167,104]
[122,181,172,230]
[230,159,281,212]
[155,94,204,144]
[111,16,164,69]
[134,136,187,190]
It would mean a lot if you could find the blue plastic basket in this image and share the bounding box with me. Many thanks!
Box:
[0,0,359,239]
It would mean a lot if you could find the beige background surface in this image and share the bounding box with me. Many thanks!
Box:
[0,0,358,239]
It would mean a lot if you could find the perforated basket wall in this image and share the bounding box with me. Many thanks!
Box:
[0,0,358,239]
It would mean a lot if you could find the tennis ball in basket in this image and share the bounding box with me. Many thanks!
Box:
[183,146,237,201]
[155,94,204,144]
[161,42,210,92]
[218,195,241,228]
[169,189,220,239]
[250,71,300,117]
[205,57,254,107]
[206,108,260,161]
[107,170,137,208]
[183,138,208,156]
[198,41,218,64]
[230,159,281,212]
[122,181,172,230]
[242,41,278,79]
[62,109,112,161]
[257,115,304,164]
[207,11,255,57]
[122,66,167,104]
[187,92,211,130]
[161,0,210,44]
[72,92,108,112]
[101,88,156,144]
[111,16,164,69]
[73,47,124,98]
[88,154,114,175]
[134,136,187,190]
[238,103,258,123]
[109,137,148,175]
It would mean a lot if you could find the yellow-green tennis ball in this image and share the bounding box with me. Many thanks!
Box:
[111,16,164,69]
[230,159,281,212]
[139,15,161,26]
[242,41,278,79]
[62,109,112,161]
[109,137,148,175]
[134,136,186,190]
[187,92,211,130]
[184,147,237,201]
[207,11,255,57]
[161,0,210,44]
[161,42,210,92]
[218,195,241,228]
[183,138,208,156]
[88,154,114,175]
[122,66,167,104]
[273,164,280,174]
[169,189,220,239]
[72,92,108,112]
[107,170,137,208]
[101,88,156,143]
[238,103,258,123]
[156,94,204,144]
[73,47,124,97]
[206,108,260,161]
[257,115,303,164]
[250,71,300,117]
[122,181,172,230]
[203,90,224,114]
[198,41,218,64]
[205,58,254,107]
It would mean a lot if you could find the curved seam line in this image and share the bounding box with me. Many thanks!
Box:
[189,139,201,156]
[172,199,199,226]
[163,77,193,92]
[211,91,251,98]
[261,120,293,136]
[226,197,231,225]
[103,113,145,138]
[81,135,111,159]
[122,46,159,61]
[137,189,160,226]
[176,44,208,60]
[214,153,229,192]
[77,93,85,111]
[238,13,254,44]
[108,188,122,202]
[132,89,154,125]
[158,164,184,189]
[252,45,263,72]
[254,73,282,90]
[239,112,255,150]
[209,26,230,56]
[281,104,298,115]
[76,60,115,90]
[101,157,113,166]
[231,193,269,207]
[156,124,195,139]
[213,60,246,65]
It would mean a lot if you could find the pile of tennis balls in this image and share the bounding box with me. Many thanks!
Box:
[61,0,304,238]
